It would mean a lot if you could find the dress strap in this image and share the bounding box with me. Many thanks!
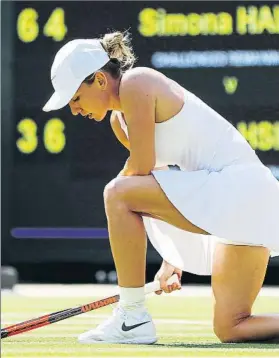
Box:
[115,111,129,137]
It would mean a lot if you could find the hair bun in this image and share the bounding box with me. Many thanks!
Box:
[101,31,136,71]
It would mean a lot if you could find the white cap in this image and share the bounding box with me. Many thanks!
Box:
[43,39,110,112]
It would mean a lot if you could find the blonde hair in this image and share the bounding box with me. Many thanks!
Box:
[100,31,136,71]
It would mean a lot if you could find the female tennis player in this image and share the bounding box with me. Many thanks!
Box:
[43,31,279,344]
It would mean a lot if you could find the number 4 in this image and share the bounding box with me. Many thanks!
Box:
[43,8,67,42]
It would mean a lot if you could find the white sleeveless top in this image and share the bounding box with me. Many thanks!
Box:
[116,89,260,171]
[116,89,279,275]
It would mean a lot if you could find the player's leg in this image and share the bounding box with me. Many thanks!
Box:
[212,243,279,343]
[78,174,207,344]
[103,175,208,287]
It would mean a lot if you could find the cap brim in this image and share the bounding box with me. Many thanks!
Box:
[42,91,73,112]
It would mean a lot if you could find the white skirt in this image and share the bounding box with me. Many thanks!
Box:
[143,163,279,276]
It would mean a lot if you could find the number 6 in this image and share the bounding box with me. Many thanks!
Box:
[44,118,66,154]
[17,8,39,43]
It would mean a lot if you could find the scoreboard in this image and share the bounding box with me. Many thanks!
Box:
[2,1,279,265]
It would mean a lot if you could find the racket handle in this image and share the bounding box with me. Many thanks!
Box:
[144,274,179,295]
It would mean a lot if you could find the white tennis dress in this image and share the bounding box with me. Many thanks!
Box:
[117,89,279,275]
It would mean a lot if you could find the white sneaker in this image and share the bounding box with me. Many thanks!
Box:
[78,305,157,344]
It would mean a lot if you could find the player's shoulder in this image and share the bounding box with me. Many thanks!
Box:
[120,67,160,96]
[123,66,159,78]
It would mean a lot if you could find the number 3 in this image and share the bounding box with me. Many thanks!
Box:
[16,118,38,154]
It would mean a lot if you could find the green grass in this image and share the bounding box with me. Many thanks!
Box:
[2,292,279,357]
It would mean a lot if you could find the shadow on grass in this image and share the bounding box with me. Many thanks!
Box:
[155,342,278,349]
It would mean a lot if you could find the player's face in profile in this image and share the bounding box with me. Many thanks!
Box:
[68,72,110,121]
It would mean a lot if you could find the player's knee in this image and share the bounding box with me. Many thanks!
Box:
[214,323,236,343]
[103,177,128,212]
[104,179,120,206]
[214,309,251,343]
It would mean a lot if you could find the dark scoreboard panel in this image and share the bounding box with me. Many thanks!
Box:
[2,1,279,265]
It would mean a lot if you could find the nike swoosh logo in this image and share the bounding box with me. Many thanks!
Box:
[122,321,150,332]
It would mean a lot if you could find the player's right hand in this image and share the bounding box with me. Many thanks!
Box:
[154,260,182,295]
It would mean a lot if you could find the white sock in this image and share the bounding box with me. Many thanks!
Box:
[119,286,145,310]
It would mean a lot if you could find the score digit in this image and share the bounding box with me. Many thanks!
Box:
[43,8,67,42]
[237,121,279,152]
[16,118,38,154]
[274,122,279,150]
[257,121,273,151]
[17,8,67,42]
[237,121,258,150]
[17,8,39,43]
[17,118,65,154]
[44,118,66,154]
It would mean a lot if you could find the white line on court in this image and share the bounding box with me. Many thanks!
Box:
[2,347,279,352]
[0,356,275,358]
[1,356,274,358]
[2,284,279,297]
[1,355,274,358]
[1,315,212,326]
[1,332,215,338]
